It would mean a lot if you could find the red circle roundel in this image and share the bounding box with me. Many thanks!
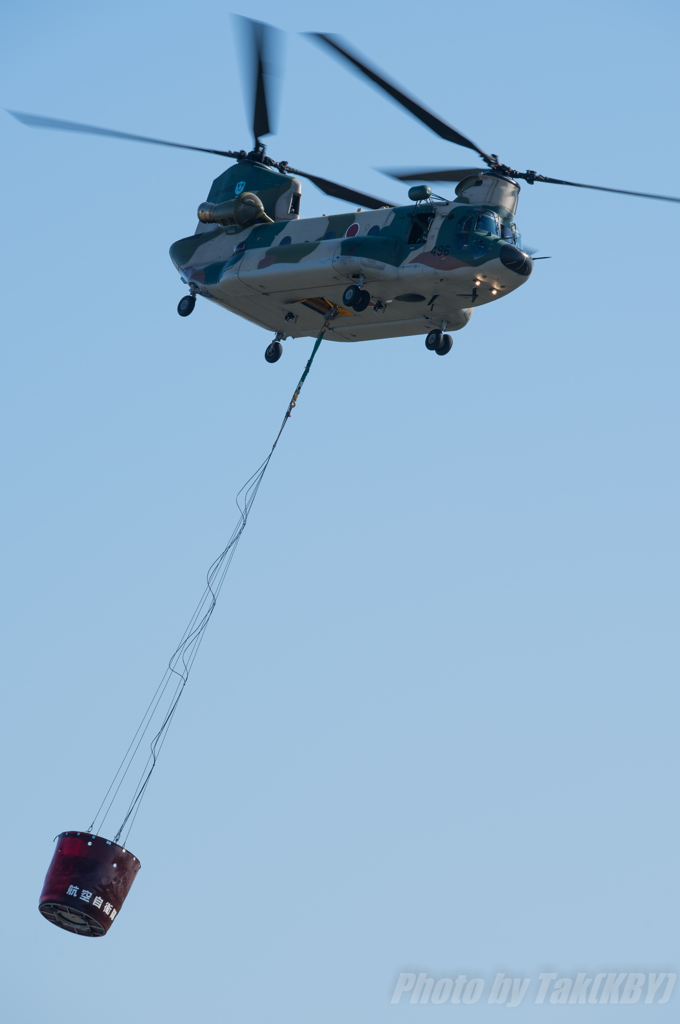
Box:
[345,223,359,237]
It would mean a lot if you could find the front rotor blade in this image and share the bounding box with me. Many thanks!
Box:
[380,167,486,183]
[234,16,283,145]
[288,168,394,209]
[307,33,494,166]
[527,172,680,204]
[7,110,239,158]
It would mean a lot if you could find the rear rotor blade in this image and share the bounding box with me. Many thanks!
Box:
[7,110,239,158]
[525,172,680,204]
[307,33,494,166]
[287,167,394,209]
[234,16,283,145]
[380,167,486,183]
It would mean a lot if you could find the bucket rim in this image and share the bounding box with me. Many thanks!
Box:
[55,830,139,863]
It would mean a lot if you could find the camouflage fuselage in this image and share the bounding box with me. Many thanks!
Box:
[170,162,533,343]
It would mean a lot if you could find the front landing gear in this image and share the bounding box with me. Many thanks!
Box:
[425,329,453,356]
[265,333,285,363]
[342,284,371,312]
[177,294,196,317]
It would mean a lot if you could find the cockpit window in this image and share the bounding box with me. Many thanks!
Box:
[453,214,475,251]
[500,222,522,248]
[407,212,433,246]
[476,212,499,235]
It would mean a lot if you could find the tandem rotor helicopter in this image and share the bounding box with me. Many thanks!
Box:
[9,18,680,362]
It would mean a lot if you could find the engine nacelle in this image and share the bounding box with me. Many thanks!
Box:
[197,191,274,227]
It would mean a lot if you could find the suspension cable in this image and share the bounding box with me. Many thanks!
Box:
[87,316,333,844]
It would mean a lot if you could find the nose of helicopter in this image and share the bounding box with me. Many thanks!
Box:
[499,244,533,277]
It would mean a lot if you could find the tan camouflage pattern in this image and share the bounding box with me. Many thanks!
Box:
[170,162,531,343]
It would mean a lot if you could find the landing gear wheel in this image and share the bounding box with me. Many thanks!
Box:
[342,284,362,307]
[425,329,442,351]
[177,294,196,317]
[265,341,283,363]
[352,289,371,312]
[436,333,453,356]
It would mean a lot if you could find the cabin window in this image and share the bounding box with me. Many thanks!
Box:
[233,241,246,254]
[289,193,301,216]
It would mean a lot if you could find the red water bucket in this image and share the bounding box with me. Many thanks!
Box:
[39,831,141,937]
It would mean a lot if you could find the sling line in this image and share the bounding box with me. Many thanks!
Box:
[87,314,335,844]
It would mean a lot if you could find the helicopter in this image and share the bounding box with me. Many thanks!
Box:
[9,18,680,363]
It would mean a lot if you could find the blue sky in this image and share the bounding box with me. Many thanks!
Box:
[1,1,679,1022]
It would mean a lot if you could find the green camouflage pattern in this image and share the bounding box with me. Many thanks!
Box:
[169,166,531,344]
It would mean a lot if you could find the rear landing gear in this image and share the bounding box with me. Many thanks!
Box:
[265,333,285,363]
[425,329,453,356]
[177,294,196,317]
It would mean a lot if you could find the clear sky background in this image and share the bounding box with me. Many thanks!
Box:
[1,1,679,1022]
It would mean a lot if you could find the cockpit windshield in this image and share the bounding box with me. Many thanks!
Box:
[476,212,499,235]
[501,222,522,249]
